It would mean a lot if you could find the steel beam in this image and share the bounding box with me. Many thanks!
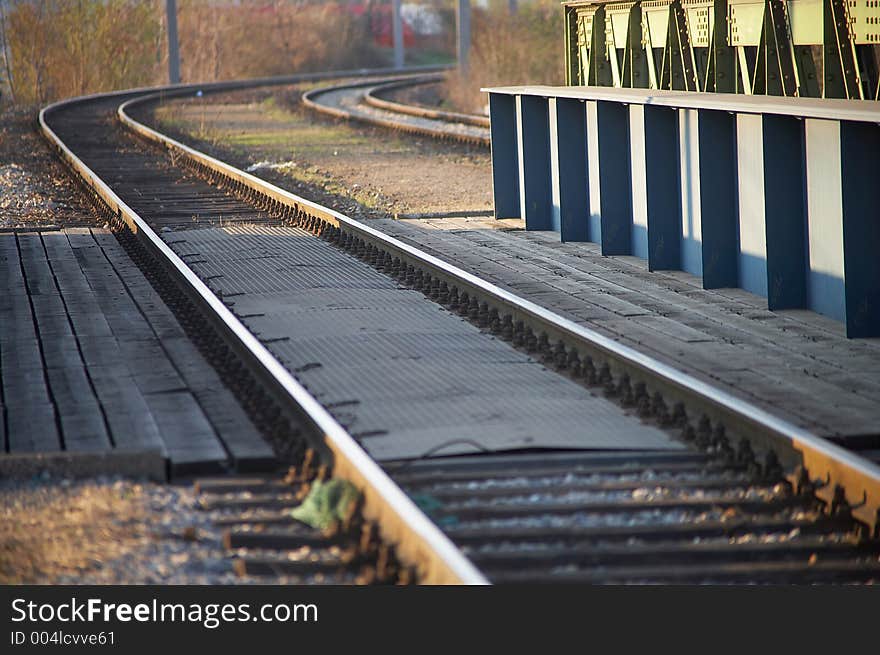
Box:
[516,95,552,230]
[697,109,738,288]
[643,105,682,271]
[489,94,520,219]
[839,121,880,337]
[549,98,590,241]
[595,101,632,255]
[762,114,807,310]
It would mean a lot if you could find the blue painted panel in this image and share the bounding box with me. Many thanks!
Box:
[697,109,738,289]
[516,95,552,230]
[762,115,807,310]
[644,105,681,271]
[550,98,590,242]
[808,270,846,323]
[489,94,519,219]
[596,101,632,255]
[632,224,648,259]
[840,121,880,338]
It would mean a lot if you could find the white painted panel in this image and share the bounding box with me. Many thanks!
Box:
[787,0,823,45]
[629,104,649,260]
[679,109,703,276]
[804,119,846,322]
[736,113,767,297]
[515,95,527,223]
[586,101,602,243]
[549,98,562,231]
[645,7,669,50]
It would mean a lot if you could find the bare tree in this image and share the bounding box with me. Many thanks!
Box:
[0,0,18,103]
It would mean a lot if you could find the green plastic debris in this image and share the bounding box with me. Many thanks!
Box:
[410,493,443,516]
[290,479,362,530]
[411,493,458,527]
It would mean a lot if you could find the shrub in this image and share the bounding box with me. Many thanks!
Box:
[0,0,384,107]
[446,0,564,114]
[175,1,384,83]
[2,0,160,107]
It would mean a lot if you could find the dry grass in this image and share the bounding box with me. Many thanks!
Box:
[0,482,147,584]
[1,0,160,107]
[0,0,385,108]
[176,1,384,83]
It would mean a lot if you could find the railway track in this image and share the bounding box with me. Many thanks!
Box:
[38,70,880,584]
[302,74,490,146]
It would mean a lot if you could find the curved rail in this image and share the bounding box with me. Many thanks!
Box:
[39,67,486,586]
[302,76,490,146]
[363,76,490,128]
[120,79,880,536]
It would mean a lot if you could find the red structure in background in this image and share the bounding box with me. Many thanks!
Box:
[346,2,417,48]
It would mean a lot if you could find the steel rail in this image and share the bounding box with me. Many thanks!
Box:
[119,80,880,535]
[362,76,490,128]
[39,69,486,586]
[302,76,490,146]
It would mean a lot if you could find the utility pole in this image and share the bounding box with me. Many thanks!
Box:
[457,0,470,77]
[392,0,404,69]
[166,0,180,84]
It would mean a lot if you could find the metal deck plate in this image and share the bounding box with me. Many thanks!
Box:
[175,225,682,460]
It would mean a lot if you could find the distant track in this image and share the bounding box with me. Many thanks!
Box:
[303,74,490,146]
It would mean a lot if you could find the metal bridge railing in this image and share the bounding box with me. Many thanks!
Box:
[483,85,880,337]
[562,0,880,101]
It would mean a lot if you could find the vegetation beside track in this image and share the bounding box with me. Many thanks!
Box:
[149,87,492,218]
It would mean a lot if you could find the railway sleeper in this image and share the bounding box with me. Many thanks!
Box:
[158,135,879,541]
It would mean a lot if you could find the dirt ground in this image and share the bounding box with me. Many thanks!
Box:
[151,86,493,219]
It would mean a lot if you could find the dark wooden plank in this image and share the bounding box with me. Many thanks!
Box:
[44,366,110,452]
[1,338,45,373]
[87,370,165,454]
[16,234,59,297]
[94,230,272,469]
[6,403,60,453]
[143,391,227,474]
[161,337,274,468]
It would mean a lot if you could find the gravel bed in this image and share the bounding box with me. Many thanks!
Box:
[0,476,245,584]
[0,106,103,229]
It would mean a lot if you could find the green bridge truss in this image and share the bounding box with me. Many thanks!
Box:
[564,0,880,99]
